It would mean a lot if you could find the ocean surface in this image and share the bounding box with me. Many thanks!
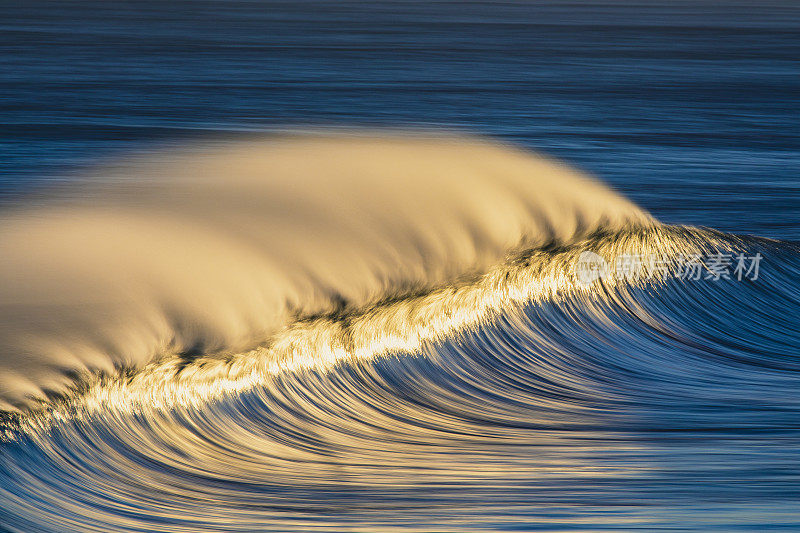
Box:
[1,1,799,532]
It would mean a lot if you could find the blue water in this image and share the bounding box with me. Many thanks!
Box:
[2,1,799,238]
[1,1,800,532]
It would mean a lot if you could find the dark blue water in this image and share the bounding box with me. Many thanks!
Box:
[2,1,799,237]
[2,2,800,532]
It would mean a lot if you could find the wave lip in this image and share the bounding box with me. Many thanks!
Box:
[0,133,652,414]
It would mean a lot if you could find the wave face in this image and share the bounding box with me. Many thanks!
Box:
[2,135,800,531]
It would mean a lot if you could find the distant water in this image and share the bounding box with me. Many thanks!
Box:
[1,2,800,532]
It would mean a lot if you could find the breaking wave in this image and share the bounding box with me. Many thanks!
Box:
[2,134,800,532]
[0,133,655,416]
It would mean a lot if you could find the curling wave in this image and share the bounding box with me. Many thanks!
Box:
[3,135,800,532]
[0,133,655,415]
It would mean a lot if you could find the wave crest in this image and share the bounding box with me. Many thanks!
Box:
[0,133,652,414]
